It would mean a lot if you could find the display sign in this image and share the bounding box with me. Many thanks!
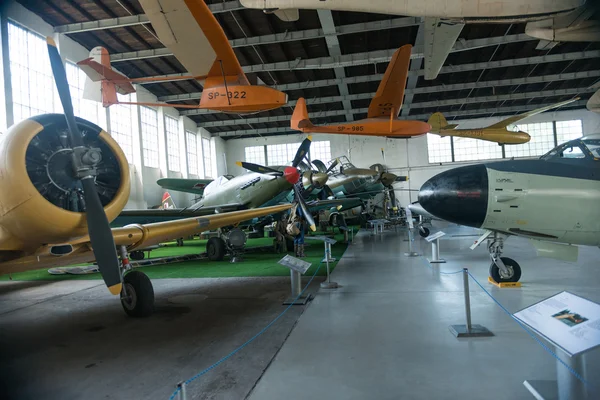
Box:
[278,255,312,274]
[306,236,337,245]
[514,291,600,356]
[425,231,446,242]
[405,207,414,228]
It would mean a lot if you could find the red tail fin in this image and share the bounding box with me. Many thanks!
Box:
[161,192,176,209]
[291,98,313,131]
[77,47,136,107]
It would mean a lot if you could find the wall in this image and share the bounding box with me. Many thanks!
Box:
[224,108,600,206]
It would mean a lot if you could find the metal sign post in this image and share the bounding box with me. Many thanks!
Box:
[425,231,446,263]
[404,228,419,257]
[449,268,494,338]
[306,236,338,289]
[278,255,313,305]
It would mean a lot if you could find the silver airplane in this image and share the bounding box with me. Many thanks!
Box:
[418,135,600,283]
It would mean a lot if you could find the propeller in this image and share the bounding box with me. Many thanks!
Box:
[236,162,283,176]
[47,37,122,296]
[293,184,316,231]
[291,136,312,167]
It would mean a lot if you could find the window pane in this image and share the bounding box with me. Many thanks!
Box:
[245,145,265,165]
[186,131,198,175]
[140,106,159,168]
[556,120,583,143]
[66,62,101,126]
[453,136,502,162]
[311,141,331,162]
[165,115,180,171]
[505,122,555,158]
[202,137,213,178]
[266,142,300,166]
[427,133,452,163]
[109,94,134,162]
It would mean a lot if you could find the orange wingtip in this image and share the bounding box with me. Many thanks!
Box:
[108,282,122,295]
[46,37,57,47]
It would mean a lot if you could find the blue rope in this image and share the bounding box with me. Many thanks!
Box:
[466,270,592,388]
[168,263,323,400]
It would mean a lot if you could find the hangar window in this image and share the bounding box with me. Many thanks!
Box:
[165,115,180,172]
[453,137,502,162]
[140,107,159,168]
[427,134,452,163]
[505,122,554,158]
[266,143,301,166]
[202,137,213,178]
[8,21,60,122]
[109,94,134,162]
[186,131,199,175]
[310,141,332,162]
[245,145,266,165]
[556,120,583,143]
[66,62,101,127]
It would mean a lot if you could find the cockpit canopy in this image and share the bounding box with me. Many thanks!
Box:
[541,135,600,162]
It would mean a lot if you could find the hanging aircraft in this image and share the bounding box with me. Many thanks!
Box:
[290,45,431,138]
[427,98,580,145]
[240,0,596,79]
[418,135,600,283]
[588,87,600,113]
[0,37,293,318]
[77,0,287,114]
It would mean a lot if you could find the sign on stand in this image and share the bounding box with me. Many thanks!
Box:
[425,231,446,243]
[278,254,311,275]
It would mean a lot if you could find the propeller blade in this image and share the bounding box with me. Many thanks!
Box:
[236,161,283,175]
[293,185,316,231]
[291,136,312,167]
[326,158,339,173]
[47,37,121,295]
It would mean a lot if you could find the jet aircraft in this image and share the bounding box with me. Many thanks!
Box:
[418,135,600,283]
[0,37,293,319]
[290,45,431,139]
[427,98,580,145]
[78,0,287,114]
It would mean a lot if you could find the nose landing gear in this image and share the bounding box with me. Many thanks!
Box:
[487,233,522,283]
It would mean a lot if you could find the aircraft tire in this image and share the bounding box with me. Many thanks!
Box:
[130,250,145,261]
[207,237,226,261]
[419,227,430,238]
[120,271,155,318]
[489,257,522,283]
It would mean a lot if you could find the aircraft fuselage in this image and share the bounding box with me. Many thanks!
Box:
[438,128,531,145]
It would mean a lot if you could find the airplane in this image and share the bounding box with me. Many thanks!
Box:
[290,45,431,138]
[588,88,600,113]
[0,37,295,319]
[77,0,287,114]
[418,134,600,283]
[427,98,580,145]
[240,0,596,79]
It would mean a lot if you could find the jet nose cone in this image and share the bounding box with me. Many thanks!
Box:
[313,172,328,188]
[418,164,489,228]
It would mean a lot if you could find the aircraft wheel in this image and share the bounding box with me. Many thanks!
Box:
[207,237,226,261]
[419,226,430,238]
[120,271,155,318]
[130,250,145,261]
[489,257,522,283]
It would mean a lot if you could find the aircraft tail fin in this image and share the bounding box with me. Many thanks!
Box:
[77,46,136,107]
[291,98,314,131]
[161,192,177,209]
[427,112,454,133]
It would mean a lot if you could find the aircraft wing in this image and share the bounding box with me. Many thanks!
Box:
[367,45,412,118]
[0,204,291,274]
[484,98,579,129]
[157,178,213,195]
[307,198,363,213]
[139,0,249,82]
[423,18,464,80]
[112,203,246,226]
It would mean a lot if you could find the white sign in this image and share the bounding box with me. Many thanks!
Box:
[425,231,446,242]
[405,207,414,228]
[278,255,312,274]
[514,291,600,356]
[306,236,337,245]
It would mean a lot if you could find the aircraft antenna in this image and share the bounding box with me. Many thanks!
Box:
[218,60,232,106]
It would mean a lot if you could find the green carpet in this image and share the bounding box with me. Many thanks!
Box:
[0,229,352,282]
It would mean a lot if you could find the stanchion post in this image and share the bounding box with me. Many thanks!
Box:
[177,382,187,400]
[404,228,419,257]
[350,227,354,243]
[449,268,493,338]
[321,241,338,289]
[290,269,301,298]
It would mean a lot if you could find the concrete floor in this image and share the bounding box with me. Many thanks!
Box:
[248,226,600,400]
[0,275,322,400]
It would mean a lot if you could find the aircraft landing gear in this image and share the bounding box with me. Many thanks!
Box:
[118,246,155,317]
[487,233,522,282]
[419,226,430,238]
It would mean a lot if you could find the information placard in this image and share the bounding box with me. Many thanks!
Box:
[306,236,337,245]
[425,231,445,242]
[278,255,312,274]
[514,291,600,356]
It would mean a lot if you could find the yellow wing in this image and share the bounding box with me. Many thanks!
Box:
[0,204,291,274]
[484,98,580,129]
[367,45,412,119]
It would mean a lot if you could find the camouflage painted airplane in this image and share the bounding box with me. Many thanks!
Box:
[427,98,580,145]
[290,45,431,138]
[419,135,600,283]
[0,38,292,319]
[77,0,287,113]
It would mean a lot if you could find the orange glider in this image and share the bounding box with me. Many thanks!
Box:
[77,0,287,114]
[291,44,431,138]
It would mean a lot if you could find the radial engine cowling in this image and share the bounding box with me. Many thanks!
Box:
[0,114,130,249]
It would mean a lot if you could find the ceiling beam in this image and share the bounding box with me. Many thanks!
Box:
[197,87,591,128]
[53,1,244,33]
[210,100,588,137]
